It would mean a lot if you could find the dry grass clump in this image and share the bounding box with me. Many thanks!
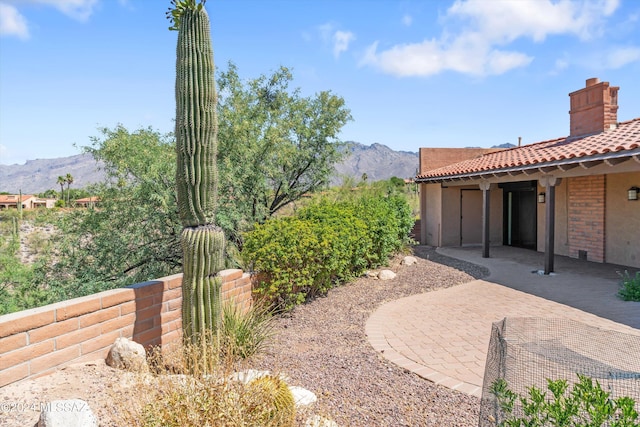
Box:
[115,302,294,427]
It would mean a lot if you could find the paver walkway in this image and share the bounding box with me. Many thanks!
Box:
[365,247,640,398]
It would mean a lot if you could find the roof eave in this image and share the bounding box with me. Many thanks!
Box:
[415,148,640,184]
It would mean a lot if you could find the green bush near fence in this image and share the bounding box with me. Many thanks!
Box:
[618,270,640,302]
[242,195,414,311]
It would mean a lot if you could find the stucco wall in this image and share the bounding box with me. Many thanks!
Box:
[442,187,461,246]
[421,184,502,247]
[606,172,640,267]
[420,183,443,246]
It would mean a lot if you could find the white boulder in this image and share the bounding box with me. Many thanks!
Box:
[105,337,147,372]
[37,399,97,427]
[378,269,397,280]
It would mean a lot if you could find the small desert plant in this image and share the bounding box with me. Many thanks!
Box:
[119,332,294,427]
[618,270,640,302]
[220,301,274,361]
[245,375,296,427]
[490,374,640,427]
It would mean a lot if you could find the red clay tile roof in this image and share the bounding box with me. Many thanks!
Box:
[417,117,640,180]
[0,194,35,203]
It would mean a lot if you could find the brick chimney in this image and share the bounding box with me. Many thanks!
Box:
[569,78,618,137]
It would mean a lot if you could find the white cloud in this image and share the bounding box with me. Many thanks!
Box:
[361,0,621,77]
[333,30,355,58]
[317,23,355,59]
[447,0,619,42]
[1,0,99,27]
[606,46,640,69]
[361,37,532,77]
[402,14,412,27]
[0,3,29,39]
[24,0,98,21]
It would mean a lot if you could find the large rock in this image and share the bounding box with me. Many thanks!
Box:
[289,386,317,407]
[378,269,397,280]
[230,369,272,384]
[105,337,147,372]
[37,399,97,427]
[402,256,418,266]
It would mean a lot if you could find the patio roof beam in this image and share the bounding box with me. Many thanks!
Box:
[579,160,603,169]
[539,166,558,174]
[604,157,628,167]
[558,164,579,172]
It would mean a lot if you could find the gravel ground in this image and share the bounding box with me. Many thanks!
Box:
[254,245,490,426]
[0,245,489,427]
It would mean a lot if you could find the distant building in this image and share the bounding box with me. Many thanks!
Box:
[0,194,55,210]
[74,197,100,208]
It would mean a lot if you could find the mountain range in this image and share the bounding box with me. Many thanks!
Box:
[0,142,420,194]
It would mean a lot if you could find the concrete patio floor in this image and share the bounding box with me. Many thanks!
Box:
[365,246,640,397]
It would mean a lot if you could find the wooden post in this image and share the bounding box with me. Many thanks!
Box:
[540,176,562,275]
[479,181,491,258]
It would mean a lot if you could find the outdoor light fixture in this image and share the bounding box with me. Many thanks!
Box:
[538,192,546,203]
[628,186,640,201]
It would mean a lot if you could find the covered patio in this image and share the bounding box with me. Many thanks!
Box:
[415,78,640,272]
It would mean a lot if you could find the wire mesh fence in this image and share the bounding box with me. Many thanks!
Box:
[479,317,640,426]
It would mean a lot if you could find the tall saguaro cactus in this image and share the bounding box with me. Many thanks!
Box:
[169,0,226,349]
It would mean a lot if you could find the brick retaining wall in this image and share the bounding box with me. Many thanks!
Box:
[0,270,252,387]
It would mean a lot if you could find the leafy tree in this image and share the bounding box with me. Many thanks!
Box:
[39,189,58,199]
[37,126,183,300]
[35,60,352,298]
[216,62,352,246]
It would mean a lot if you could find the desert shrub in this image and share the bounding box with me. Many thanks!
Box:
[296,199,372,279]
[490,374,639,427]
[355,195,414,266]
[119,335,294,427]
[220,301,275,361]
[243,195,414,311]
[242,217,322,311]
[618,270,640,302]
[0,212,51,314]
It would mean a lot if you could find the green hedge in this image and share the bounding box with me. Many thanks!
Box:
[242,196,414,311]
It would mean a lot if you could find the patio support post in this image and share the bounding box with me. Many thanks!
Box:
[479,181,491,258]
[540,176,562,275]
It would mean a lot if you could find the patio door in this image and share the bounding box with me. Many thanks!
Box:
[460,189,482,246]
[501,181,537,250]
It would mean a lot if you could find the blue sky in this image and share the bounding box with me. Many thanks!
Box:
[1,0,639,166]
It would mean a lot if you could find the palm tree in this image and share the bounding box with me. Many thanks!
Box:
[65,173,74,205]
[57,176,66,201]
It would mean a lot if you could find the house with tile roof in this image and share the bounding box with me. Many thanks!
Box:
[74,196,100,208]
[0,194,56,209]
[0,194,37,210]
[415,78,640,272]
